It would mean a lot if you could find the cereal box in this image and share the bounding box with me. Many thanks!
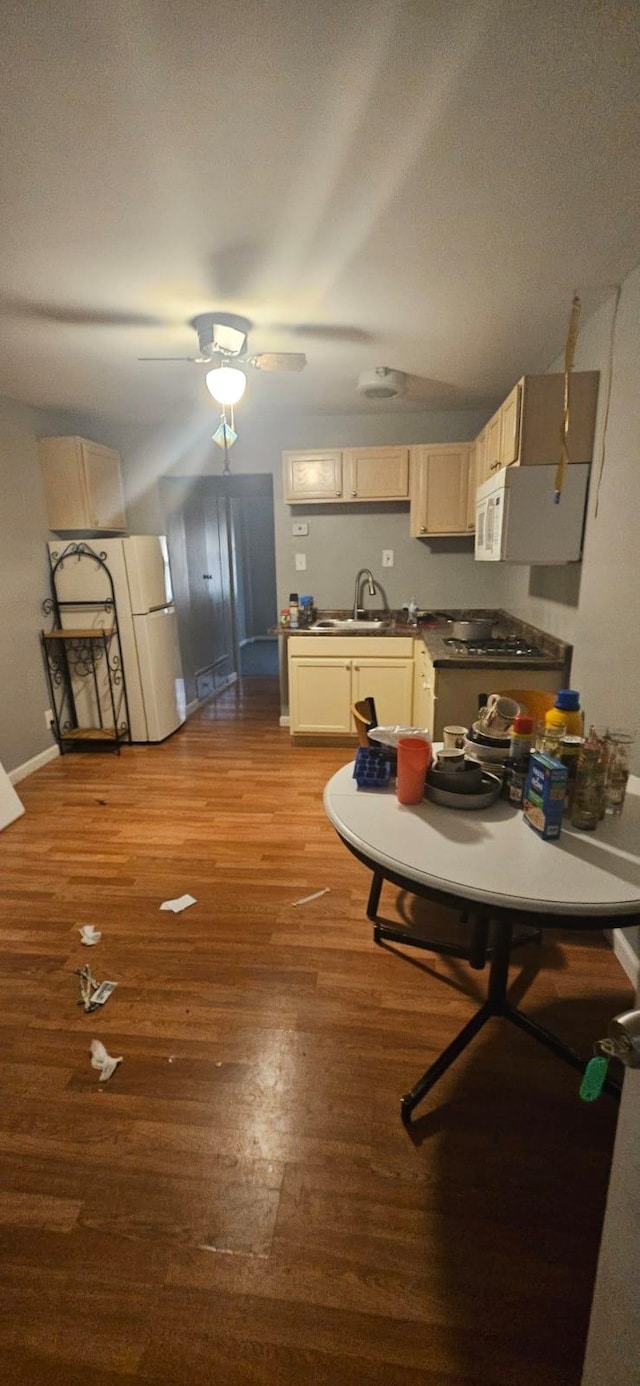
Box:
[522,751,568,840]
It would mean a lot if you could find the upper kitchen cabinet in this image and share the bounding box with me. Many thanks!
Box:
[482,371,600,476]
[39,436,128,533]
[282,446,410,503]
[410,443,471,537]
[342,447,410,500]
[283,450,344,502]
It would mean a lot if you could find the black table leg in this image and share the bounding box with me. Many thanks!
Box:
[400,919,621,1121]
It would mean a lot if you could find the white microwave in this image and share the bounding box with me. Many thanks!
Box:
[475,464,590,564]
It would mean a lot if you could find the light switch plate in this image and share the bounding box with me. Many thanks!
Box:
[292,522,309,536]
[382,549,394,567]
[295,552,307,571]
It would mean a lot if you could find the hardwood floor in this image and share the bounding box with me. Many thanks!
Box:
[0,678,633,1385]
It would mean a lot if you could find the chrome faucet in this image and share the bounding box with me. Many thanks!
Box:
[353,568,378,620]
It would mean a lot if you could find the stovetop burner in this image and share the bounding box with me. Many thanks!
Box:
[444,635,546,658]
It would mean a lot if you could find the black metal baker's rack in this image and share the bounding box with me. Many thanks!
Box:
[41,542,131,754]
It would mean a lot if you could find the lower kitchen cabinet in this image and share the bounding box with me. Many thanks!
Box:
[413,639,437,734]
[425,662,563,740]
[288,636,414,735]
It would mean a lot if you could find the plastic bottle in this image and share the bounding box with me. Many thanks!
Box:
[288,592,299,629]
[509,714,533,762]
[545,690,584,739]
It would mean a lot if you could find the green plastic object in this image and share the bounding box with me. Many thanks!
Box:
[579,1056,609,1102]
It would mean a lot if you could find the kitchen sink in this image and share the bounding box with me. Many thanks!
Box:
[309,617,390,632]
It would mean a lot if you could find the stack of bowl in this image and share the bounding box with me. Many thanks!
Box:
[425,753,502,809]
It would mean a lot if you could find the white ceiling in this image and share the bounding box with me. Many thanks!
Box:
[1,0,639,426]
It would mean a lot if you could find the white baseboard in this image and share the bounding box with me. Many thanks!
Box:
[279,715,290,728]
[186,698,200,717]
[608,928,640,990]
[9,743,60,785]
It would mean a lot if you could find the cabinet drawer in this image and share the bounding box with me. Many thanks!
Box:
[287,636,414,657]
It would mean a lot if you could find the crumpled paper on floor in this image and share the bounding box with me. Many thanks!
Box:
[160,894,197,913]
[90,1039,123,1082]
[79,925,102,946]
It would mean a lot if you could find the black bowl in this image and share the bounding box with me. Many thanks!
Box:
[427,760,485,794]
[467,725,511,750]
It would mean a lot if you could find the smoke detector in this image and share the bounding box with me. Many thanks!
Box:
[357,367,406,399]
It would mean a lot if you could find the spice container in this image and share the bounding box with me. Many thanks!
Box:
[570,728,609,831]
[501,756,528,807]
[509,714,533,763]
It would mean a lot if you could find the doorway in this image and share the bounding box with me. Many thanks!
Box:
[160,474,278,708]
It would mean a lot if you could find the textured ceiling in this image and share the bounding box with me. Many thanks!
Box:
[1,0,639,425]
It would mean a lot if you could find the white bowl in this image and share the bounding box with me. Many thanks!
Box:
[472,719,511,744]
[424,772,502,810]
[464,735,508,764]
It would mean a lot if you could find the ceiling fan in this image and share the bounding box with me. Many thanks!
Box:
[139,311,306,373]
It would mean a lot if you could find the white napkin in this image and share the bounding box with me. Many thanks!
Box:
[90,1039,123,1082]
[79,925,102,946]
[160,894,197,913]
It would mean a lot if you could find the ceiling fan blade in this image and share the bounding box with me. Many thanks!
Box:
[0,295,165,328]
[247,353,307,372]
[280,323,374,345]
[137,356,205,363]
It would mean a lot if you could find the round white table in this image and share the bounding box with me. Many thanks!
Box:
[324,762,640,1120]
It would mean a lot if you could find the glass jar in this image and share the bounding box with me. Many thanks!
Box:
[603,730,635,816]
[570,729,609,830]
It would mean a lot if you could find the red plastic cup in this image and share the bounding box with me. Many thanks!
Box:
[396,736,431,805]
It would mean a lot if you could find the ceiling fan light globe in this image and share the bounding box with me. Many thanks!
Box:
[205,365,247,405]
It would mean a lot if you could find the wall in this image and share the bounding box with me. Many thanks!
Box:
[501,271,640,962]
[115,406,517,618]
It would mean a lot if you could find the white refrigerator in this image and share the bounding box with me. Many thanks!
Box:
[48,536,186,742]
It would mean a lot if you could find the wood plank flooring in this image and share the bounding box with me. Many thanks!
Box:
[0,677,633,1385]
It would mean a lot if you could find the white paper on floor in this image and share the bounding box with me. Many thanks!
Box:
[160,894,197,913]
[79,925,102,946]
[0,759,25,832]
[90,1040,123,1082]
[292,888,330,907]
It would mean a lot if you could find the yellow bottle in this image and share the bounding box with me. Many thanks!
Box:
[545,689,584,739]
[545,690,584,809]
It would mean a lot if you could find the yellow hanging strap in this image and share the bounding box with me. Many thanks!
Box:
[555,294,581,503]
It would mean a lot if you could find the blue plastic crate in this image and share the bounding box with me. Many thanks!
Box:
[353,746,393,789]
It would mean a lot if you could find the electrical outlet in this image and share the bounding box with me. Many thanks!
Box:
[292,521,309,536]
[44,708,53,729]
[382,549,394,568]
[295,552,307,571]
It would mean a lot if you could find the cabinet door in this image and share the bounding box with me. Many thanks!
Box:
[351,658,414,726]
[499,382,522,466]
[465,439,479,531]
[413,642,437,735]
[486,412,502,478]
[80,440,127,530]
[39,436,126,531]
[289,657,352,732]
[344,447,410,499]
[283,451,343,502]
[410,445,470,536]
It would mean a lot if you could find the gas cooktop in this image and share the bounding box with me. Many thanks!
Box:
[444,635,546,658]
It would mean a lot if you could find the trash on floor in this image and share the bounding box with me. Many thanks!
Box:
[292,888,330,907]
[75,965,118,1013]
[90,1039,123,1082]
[160,893,198,912]
[78,925,102,946]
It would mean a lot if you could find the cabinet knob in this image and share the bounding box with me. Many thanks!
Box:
[336,491,342,496]
[490,460,500,471]
[420,525,426,534]
[351,490,357,497]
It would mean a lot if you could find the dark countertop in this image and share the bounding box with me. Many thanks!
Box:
[278,608,570,673]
